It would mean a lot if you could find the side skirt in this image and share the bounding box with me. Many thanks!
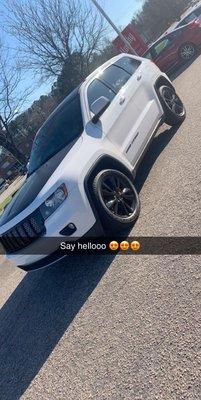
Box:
[132,117,165,178]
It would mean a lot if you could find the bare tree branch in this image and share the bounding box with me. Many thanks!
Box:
[4,0,106,78]
[0,42,31,163]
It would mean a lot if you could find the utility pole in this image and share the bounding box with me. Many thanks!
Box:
[90,0,138,55]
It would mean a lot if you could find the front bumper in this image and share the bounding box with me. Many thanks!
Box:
[2,180,98,269]
[13,220,104,272]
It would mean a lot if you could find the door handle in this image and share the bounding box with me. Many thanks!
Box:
[119,97,125,105]
[137,75,142,81]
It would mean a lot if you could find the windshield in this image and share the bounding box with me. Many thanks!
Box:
[178,12,198,27]
[28,88,83,175]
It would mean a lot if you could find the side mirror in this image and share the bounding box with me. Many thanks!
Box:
[91,96,111,124]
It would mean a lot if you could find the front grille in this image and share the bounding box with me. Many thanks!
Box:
[0,209,46,253]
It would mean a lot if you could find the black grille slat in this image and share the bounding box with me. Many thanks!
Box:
[12,228,25,248]
[2,236,16,252]
[17,225,29,239]
[0,209,46,253]
[23,221,36,238]
[30,217,43,234]
[8,232,19,252]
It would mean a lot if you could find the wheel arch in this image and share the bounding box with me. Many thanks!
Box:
[84,155,134,218]
[154,76,174,94]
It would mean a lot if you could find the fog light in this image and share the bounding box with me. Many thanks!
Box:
[60,223,77,236]
[68,223,76,230]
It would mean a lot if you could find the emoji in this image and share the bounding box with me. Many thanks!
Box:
[109,241,119,251]
[131,241,141,252]
[120,241,130,251]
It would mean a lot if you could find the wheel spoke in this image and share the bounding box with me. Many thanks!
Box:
[121,200,130,215]
[175,104,183,114]
[114,201,119,214]
[106,199,117,210]
[115,176,121,189]
[102,189,113,197]
[172,103,177,114]
[123,200,134,213]
[121,188,134,199]
[164,92,172,101]
[100,172,136,218]
[102,182,113,192]
[121,199,134,215]
[172,101,184,115]
[109,176,118,190]
[166,99,173,109]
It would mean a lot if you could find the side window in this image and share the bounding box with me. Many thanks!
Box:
[153,38,170,57]
[144,51,152,60]
[195,7,201,16]
[114,57,141,75]
[87,79,115,111]
[100,65,131,93]
[179,12,198,27]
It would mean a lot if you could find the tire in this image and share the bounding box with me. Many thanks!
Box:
[92,169,140,233]
[179,42,196,61]
[159,85,186,126]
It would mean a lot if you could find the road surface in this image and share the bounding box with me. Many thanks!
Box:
[0,56,200,400]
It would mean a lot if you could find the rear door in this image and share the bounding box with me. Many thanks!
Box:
[87,57,160,165]
[150,36,178,71]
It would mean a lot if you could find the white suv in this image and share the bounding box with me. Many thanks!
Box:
[0,54,186,271]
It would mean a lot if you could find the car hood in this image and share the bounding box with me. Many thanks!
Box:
[0,143,75,227]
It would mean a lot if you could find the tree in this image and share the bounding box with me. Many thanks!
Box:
[11,93,57,146]
[132,0,192,42]
[0,44,31,164]
[6,0,106,79]
[52,43,118,101]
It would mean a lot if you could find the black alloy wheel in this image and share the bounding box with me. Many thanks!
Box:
[159,85,186,126]
[92,169,140,232]
[161,86,185,117]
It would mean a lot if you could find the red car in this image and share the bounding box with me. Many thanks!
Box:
[143,19,201,73]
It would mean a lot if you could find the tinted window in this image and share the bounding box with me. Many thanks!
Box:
[178,12,198,27]
[143,51,152,60]
[114,57,141,75]
[28,89,83,175]
[87,79,115,111]
[154,38,170,56]
[178,7,201,27]
[195,6,201,16]
[101,65,131,93]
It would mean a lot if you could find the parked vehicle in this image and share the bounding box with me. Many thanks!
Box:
[0,179,9,195]
[163,2,201,36]
[143,19,201,72]
[174,2,201,30]
[0,54,186,271]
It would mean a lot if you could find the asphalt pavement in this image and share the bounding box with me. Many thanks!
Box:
[0,55,200,400]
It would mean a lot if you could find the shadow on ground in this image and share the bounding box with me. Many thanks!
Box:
[0,123,181,400]
[169,53,200,81]
[135,124,179,193]
[0,254,115,400]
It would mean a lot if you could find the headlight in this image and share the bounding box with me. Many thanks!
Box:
[40,184,68,220]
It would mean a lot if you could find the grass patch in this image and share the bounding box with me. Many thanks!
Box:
[0,195,12,214]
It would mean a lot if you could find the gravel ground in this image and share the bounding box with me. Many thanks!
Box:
[0,56,200,400]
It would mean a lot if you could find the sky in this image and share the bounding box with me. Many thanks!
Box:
[100,0,143,30]
[0,0,143,108]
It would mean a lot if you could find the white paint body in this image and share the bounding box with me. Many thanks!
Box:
[0,54,171,268]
